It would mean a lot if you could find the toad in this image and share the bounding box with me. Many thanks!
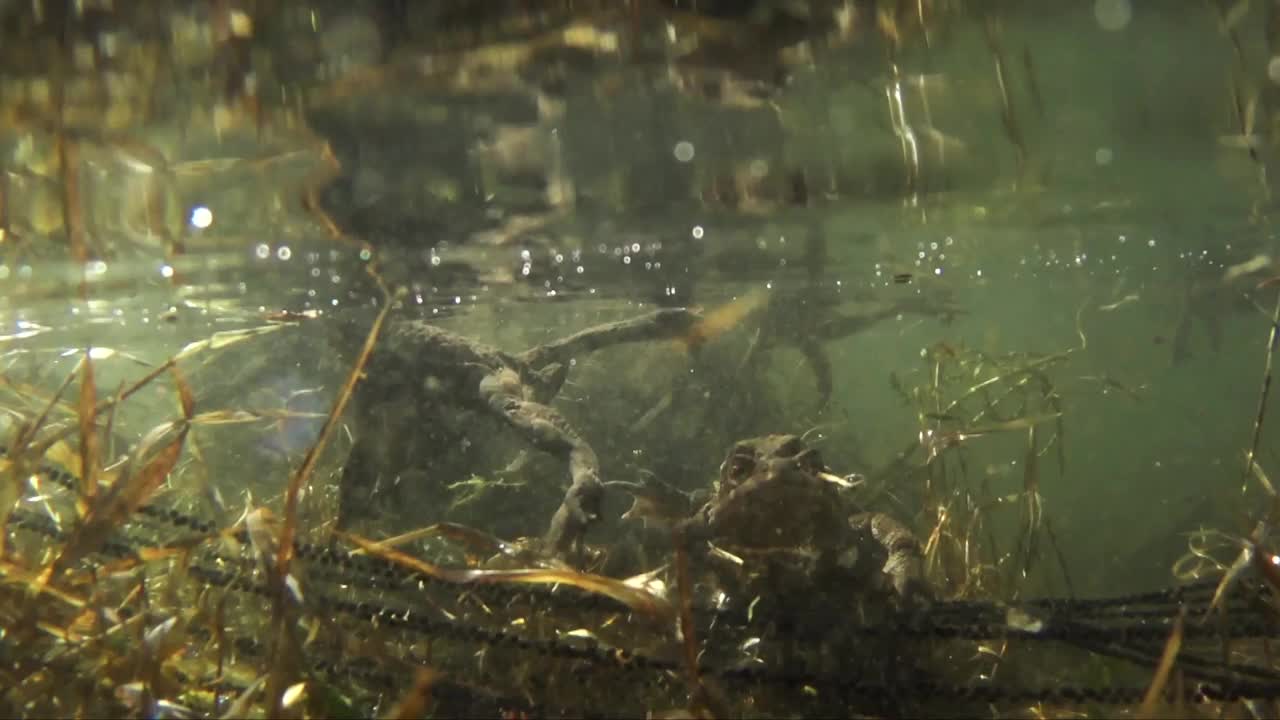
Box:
[675,434,930,607]
[336,307,702,557]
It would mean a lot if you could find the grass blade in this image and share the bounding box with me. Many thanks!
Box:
[340,531,673,622]
[76,349,98,506]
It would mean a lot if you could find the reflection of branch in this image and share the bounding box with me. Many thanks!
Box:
[56,135,88,300]
[983,16,1027,182]
[518,309,701,369]
[298,138,371,256]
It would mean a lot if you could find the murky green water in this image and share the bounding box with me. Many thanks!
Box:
[3,1,1280,717]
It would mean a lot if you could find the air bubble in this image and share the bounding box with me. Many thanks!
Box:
[189,205,213,229]
[1094,0,1132,31]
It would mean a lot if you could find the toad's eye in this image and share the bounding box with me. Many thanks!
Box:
[723,451,756,484]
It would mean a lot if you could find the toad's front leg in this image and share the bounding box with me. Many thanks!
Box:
[479,370,604,558]
[849,511,931,605]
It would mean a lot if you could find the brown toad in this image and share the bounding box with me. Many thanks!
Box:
[676,434,930,606]
[335,307,701,557]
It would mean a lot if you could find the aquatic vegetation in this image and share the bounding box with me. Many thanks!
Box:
[2,312,1280,718]
[883,327,1083,600]
[6,1,1280,717]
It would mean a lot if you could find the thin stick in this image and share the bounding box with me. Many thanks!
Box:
[55,116,89,302]
[1043,516,1076,599]
[275,271,393,579]
[25,357,177,459]
[266,266,393,717]
[1243,291,1280,494]
[1138,607,1185,718]
[76,349,98,505]
[671,527,721,718]
[984,16,1027,183]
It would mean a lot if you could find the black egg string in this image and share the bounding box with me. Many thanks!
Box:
[171,624,559,718]
[170,563,1280,709]
[15,456,1274,640]
[925,577,1245,624]
[157,563,1249,702]
[8,507,138,560]
[4,510,667,682]
[11,506,1280,707]
[188,628,686,720]
[25,460,647,613]
[15,457,222,535]
[18,460,1276,639]
[16,464,1280,696]
[1028,581,1223,610]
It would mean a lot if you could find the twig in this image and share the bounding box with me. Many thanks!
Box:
[1043,516,1076,599]
[1243,291,1280,494]
[671,527,723,719]
[25,356,180,460]
[55,128,89,302]
[984,16,1027,182]
[266,265,393,716]
[1138,607,1185,718]
[76,349,98,505]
